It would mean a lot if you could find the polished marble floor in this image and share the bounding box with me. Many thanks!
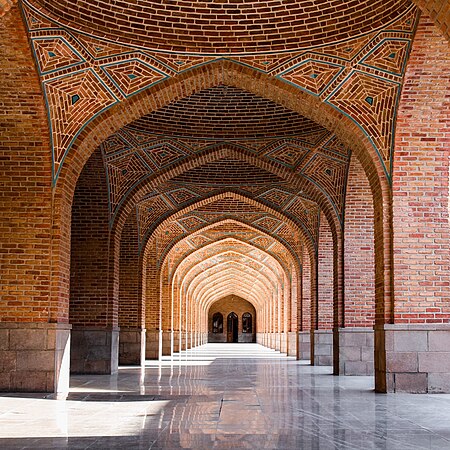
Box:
[1,343,450,449]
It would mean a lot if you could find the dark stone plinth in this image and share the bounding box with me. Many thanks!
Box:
[71,327,119,375]
[119,328,145,366]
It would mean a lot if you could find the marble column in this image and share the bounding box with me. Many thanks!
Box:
[119,328,145,366]
[383,324,450,393]
[71,327,119,374]
[0,322,71,395]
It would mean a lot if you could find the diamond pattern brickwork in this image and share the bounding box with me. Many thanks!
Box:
[21,0,418,183]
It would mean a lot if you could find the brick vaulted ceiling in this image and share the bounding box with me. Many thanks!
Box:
[16,1,422,267]
[102,85,349,241]
[29,0,411,54]
[21,0,419,186]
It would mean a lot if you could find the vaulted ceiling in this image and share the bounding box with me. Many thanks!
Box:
[10,0,429,313]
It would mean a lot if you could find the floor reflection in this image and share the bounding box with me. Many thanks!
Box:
[0,344,450,449]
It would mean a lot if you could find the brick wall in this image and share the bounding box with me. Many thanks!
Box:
[70,149,113,327]
[414,0,450,42]
[344,156,375,327]
[0,6,53,323]
[318,212,333,330]
[302,247,312,331]
[119,213,142,329]
[392,15,450,324]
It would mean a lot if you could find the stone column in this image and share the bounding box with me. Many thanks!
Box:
[384,324,450,393]
[119,328,145,366]
[287,332,297,357]
[338,328,374,375]
[145,330,159,359]
[172,331,180,353]
[313,330,333,366]
[161,330,172,356]
[71,327,119,374]
[0,323,71,395]
[298,331,311,360]
[280,332,287,353]
[273,333,280,351]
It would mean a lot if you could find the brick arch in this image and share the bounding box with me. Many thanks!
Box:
[161,219,300,339]
[166,238,291,344]
[144,191,308,273]
[412,0,450,42]
[152,224,296,331]
[52,59,390,340]
[180,250,282,310]
[148,213,300,328]
[162,220,299,284]
[56,60,386,211]
[111,144,340,246]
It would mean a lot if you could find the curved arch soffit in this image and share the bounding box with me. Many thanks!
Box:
[144,192,311,273]
[173,239,289,293]
[161,222,298,285]
[56,60,387,228]
[108,143,342,236]
[181,252,285,305]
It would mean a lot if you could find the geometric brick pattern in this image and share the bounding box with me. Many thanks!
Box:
[22,0,419,184]
[44,69,117,179]
[301,154,349,218]
[326,71,400,171]
[281,60,344,96]
[32,37,83,75]
[101,59,167,98]
[101,117,350,227]
[135,185,317,257]
[361,39,411,75]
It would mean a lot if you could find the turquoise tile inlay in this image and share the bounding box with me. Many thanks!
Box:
[71,94,80,105]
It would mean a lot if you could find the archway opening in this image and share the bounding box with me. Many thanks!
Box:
[208,296,256,344]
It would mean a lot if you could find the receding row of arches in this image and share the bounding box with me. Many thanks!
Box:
[1,3,448,396]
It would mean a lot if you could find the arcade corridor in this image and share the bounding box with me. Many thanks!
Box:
[1,4,450,449]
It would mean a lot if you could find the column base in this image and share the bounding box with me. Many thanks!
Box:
[119,328,145,366]
[338,328,374,375]
[313,330,333,366]
[287,332,297,357]
[383,324,450,393]
[161,330,172,356]
[0,322,71,394]
[71,327,119,375]
[145,330,159,359]
[298,331,311,360]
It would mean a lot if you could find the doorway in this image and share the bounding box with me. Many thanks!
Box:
[227,312,238,343]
